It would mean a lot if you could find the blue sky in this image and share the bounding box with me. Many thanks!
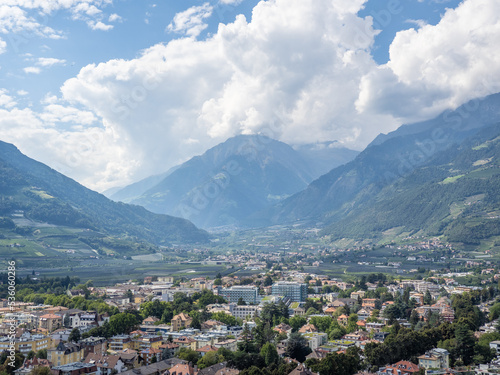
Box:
[0,0,499,191]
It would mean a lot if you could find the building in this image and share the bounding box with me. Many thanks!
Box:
[490,341,500,354]
[171,313,193,332]
[80,337,107,357]
[48,342,85,367]
[108,336,133,352]
[39,314,63,332]
[418,348,449,370]
[218,286,259,305]
[377,361,420,375]
[0,333,52,355]
[271,282,307,302]
[14,356,51,375]
[165,363,196,375]
[50,362,97,375]
[230,304,260,320]
[84,354,126,375]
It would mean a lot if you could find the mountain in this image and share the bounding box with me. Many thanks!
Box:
[122,135,358,229]
[259,93,500,242]
[293,142,360,178]
[0,141,209,244]
[107,165,180,203]
[322,123,500,243]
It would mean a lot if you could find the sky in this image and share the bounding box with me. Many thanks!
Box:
[0,0,500,192]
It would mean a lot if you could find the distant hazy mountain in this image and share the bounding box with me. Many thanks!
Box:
[293,142,360,178]
[121,135,358,228]
[0,141,209,244]
[107,165,180,203]
[259,92,500,243]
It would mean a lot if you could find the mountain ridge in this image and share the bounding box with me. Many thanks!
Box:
[0,140,209,245]
[114,134,358,229]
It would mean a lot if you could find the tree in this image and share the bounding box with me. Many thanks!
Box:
[238,297,247,306]
[26,351,35,360]
[312,347,361,375]
[35,349,47,360]
[263,276,273,287]
[108,313,140,335]
[285,332,311,363]
[29,367,51,375]
[63,314,71,328]
[455,323,475,365]
[177,348,201,364]
[68,328,81,343]
[260,343,279,366]
[289,316,307,332]
[424,290,433,305]
[197,351,220,369]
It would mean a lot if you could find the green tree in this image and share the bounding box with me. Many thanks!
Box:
[285,332,311,363]
[424,290,433,305]
[263,276,273,287]
[108,312,140,335]
[29,367,52,375]
[289,316,307,332]
[260,343,279,367]
[68,328,81,343]
[26,351,35,360]
[455,323,475,365]
[197,351,220,369]
[177,348,201,364]
[35,349,47,359]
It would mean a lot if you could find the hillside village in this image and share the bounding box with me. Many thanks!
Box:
[3,268,500,375]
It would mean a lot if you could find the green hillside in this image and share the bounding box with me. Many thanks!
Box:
[0,141,209,251]
[321,124,500,245]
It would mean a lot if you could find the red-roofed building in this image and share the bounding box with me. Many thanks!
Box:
[377,361,420,375]
[196,345,218,356]
[165,363,196,375]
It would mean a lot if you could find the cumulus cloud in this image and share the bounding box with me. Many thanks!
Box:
[23,66,40,74]
[56,0,395,190]
[219,0,243,4]
[0,89,16,108]
[3,0,500,193]
[0,0,113,38]
[37,57,66,67]
[167,3,213,38]
[0,37,6,53]
[87,20,113,31]
[357,0,500,121]
[108,13,122,22]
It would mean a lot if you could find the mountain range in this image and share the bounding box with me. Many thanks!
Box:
[109,135,358,229]
[0,141,209,245]
[257,92,500,244]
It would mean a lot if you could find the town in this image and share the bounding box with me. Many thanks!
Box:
[2,262,500,375]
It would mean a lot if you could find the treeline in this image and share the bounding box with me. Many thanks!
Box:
[0,275,80,299]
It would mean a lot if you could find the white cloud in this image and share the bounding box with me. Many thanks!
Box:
[87,20,113,31]
[58,0,390,190]
[17,89,28,96]
[0,37,6,53]
[219,0,243,4]
[3,0,500,193]
[167,3,213,38]
[0,1,113,38]
[37,57,66,67]
[0,4,63,38]
[108,13,122,22]
[357,0,500,121]
[0,89,16,108]
[23,66,40,74]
